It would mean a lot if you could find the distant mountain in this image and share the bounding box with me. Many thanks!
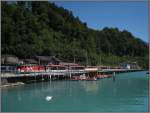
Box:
[1,1,149,68]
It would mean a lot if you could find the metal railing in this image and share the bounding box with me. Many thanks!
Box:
[1,69,87,78]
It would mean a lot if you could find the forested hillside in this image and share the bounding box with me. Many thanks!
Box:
[1,1,149,68]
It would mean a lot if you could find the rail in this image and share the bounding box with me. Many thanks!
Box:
[1,69,87,78]
[1,69,144,78]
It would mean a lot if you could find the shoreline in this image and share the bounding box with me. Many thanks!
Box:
[0,70,147,88]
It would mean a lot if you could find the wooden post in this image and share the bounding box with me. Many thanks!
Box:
[34,72,36,82]
[50,75,51,80]
[113,72,115,76]
[113,72,116,81]
[70,72,71,79]
[42,74,44,81]
[35,74,36,82]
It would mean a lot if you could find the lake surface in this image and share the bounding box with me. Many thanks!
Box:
[1,71,149,112]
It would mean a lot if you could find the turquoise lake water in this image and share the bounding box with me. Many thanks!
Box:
[1,71,149,112]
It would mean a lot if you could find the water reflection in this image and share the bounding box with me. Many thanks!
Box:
[79,81,99,93]
[17,89,22,101]
[113,75,116,82]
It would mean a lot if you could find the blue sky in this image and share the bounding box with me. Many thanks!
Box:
[54,1,148,42]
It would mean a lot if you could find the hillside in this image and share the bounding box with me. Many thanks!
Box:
[1,1,149,68]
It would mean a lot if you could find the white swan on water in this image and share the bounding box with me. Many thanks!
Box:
[45,96,52,101]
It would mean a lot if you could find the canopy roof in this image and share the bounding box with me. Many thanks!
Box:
[24,59,38,64]
[35,56,61,62]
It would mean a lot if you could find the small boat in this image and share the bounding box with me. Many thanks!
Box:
[97,74,104,79]
[146,72,149,74]
[79,74,87,80]
[107,74,112,78]
[97,74,112,79]
[71,76,81,81]
[71,78,79,81]
[71,75,97,81]
[86,77,97,81]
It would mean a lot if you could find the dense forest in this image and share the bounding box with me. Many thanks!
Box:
[1,1,149,69]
